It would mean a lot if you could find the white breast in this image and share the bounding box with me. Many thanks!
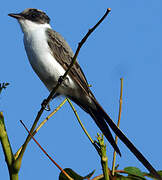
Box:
[21,20,76,94]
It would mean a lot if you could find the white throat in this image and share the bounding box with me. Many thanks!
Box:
[18,19,51,34]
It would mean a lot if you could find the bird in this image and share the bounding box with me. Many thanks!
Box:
[8,8,161,179]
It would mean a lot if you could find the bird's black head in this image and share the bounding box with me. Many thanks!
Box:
[8,8,50,24]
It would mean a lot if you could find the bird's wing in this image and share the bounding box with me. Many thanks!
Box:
[46,28,92,97]
[46,29,121,154]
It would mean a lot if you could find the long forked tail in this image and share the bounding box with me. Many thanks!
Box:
[89,100,161,180]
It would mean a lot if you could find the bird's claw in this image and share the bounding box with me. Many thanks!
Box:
[58,76,64,84]
[41,99,51,111]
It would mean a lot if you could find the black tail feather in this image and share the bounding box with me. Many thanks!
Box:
[68,95,161,179]
[89,107,121,156]
[93,100,162,180]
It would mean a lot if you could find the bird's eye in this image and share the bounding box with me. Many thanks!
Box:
[31,13,38,18]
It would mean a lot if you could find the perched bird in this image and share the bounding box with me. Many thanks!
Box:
[8,8,161,179]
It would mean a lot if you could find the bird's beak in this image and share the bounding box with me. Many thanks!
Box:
[8,13,23,19]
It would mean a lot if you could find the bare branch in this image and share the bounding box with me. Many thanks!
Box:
[20,120,73,180]
[112,78,123,175]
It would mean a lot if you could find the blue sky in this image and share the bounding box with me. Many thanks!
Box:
[1,0,162,179]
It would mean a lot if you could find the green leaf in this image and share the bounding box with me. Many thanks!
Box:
[117,177,133,180]
[158,171,162,176]
[59,168,95,180]
[116,174,138,180]
[124,167,146,180]
[83,169,95,179]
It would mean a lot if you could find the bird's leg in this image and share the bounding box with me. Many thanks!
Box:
[41,99,51,111]
[58,76,64,85]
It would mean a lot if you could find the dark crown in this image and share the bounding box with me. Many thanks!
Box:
[21,8,50,24]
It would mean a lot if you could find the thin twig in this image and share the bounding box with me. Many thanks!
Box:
[67,98,101,154]
[38,7,111,112]
[112,78,123,175]
[0,82,9,95]
[14,98,67,159]
[20,120,73,180]
[35,98,67,133]
[67,98,94,144]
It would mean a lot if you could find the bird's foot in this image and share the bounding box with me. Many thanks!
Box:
[58,76,64,85]
[41,99,51,111]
